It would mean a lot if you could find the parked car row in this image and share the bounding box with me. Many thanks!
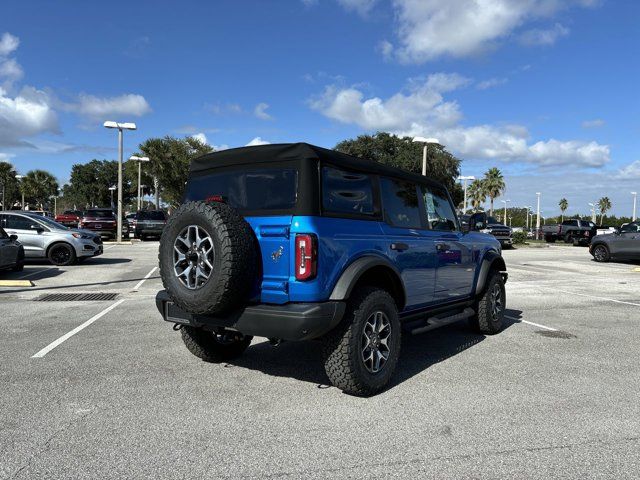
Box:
[53,209,167,240]
[590,221,640,262]
[542,219,597,245]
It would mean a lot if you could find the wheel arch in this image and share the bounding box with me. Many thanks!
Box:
[474,250,507,296]
[45,240,76,257]
[329,256,407,311]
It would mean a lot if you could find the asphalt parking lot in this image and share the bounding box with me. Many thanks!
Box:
[1,242,639,479]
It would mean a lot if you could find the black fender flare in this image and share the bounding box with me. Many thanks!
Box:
[474,250,507,296]
[329,256,407,308]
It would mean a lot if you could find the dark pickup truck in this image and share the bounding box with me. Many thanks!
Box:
[543,219,597,245]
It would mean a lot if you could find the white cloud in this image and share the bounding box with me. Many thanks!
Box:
[582,119,605,128]
[617,160,640,179]
[0,152,15,162]
[246,137,270,146]
[0,33,19,56]
[0,86,58,147]
[310,75,610,168]
[477,77,508,90]
[0,58,23,85]
[254,102,273,120]
[519,23,569,46]
[384,0,594,63]
[337,0,379,16]
[191,132,208,145]
[70,93,151,120]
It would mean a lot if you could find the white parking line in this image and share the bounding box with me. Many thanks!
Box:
[132,266,158,291]
[32,299,125,358]
[506,315,558,332]
[552,288,640,307]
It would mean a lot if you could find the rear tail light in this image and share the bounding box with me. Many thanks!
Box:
[295,234,317,281]
[557,225,562,234]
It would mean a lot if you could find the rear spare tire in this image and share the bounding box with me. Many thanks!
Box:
[159,201,256,315]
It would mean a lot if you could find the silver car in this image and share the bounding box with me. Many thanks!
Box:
[0,212,103,266]
[590,221,640,262]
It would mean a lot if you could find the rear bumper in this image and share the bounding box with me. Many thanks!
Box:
[155,290,345,341]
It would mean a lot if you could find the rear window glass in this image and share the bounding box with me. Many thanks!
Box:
[186,168,298,212]
[86,210,115,218]
[322,167,374,216]
[138,211,166,220]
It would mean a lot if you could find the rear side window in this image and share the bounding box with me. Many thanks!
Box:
[422,187,458,231]
[322,167,375,216]
[86,210,115,218]
[3,214,40,230]
[380,178,422,229]
[186,168,298,212]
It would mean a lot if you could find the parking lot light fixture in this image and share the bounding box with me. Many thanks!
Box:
[501,199,511,224]
[104,121,137,243]
[588,202,597,223]
[536,193,541,239]
[632,192,637,221]
[457,175,475,213]
[130,156,150,211]
[412,137,440,176]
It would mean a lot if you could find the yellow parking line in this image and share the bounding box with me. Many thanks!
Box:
[0,280,34,287]
[633,267,640,272]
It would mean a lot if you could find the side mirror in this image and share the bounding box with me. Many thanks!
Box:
[30,225,44,233]
[9,234,18,241]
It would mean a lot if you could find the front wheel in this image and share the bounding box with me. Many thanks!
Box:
[592,244,610,262]
[322,287,401,396]
[470,272,506,335]
[180,326,252,362]
[47,243,76,266]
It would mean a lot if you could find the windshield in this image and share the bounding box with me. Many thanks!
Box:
[85,210,115,218]
[138,211,166,220]
[63,210,82,216]
[185,167,298,212]
[487,216,501,224]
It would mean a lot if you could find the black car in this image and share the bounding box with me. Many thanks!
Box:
[133,210,167,240]
[0,226,24,272]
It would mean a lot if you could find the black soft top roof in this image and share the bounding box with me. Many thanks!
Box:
[190,142,444,188]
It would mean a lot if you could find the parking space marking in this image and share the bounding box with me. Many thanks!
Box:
[505,315,558,331]
[31,299,125,358]
[132,266,158,291]
[552,288,640,307]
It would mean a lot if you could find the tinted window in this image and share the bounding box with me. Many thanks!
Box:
[0,227,7,239]
[86,210,115,218]
[4,214,40,230]
[63,210,82,216]
[380,178,421,229]
[423,187,458,231]
[186,168,298,212]
[322,167,374,216]
[621,223,640,233]
[138,211,166,220]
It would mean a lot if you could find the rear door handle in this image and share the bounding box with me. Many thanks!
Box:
[390,242,409,251]
[436,243,450,252]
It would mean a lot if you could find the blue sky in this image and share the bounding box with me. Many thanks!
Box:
[1,0,639,216]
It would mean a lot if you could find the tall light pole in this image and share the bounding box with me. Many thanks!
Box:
[129,155,150,211]
[412,137,440,176]
[104,121,137,243]
[535,192,541,240]
[525,206,532,229]
[109,186,116,209]
[457,175,475,213]
[15,175,25,209]
[501,199,511,224]
[588,202,596,223]
[632,192,637,221]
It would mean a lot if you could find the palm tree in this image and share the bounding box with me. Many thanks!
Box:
[0,162,19,210]
[483,167,505,217]
[559,198,568,222]
[22,170,59,210]
[468,179,487,212]
[597,197,612,225]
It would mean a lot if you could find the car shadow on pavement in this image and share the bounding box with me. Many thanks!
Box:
[0,275,160,295]
[224,311,524,392]
[82,257,132,265]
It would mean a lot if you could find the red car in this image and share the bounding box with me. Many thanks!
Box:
[54,210,83,228]
[79,208,128,239]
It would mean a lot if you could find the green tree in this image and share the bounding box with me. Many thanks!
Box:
[468,179,486,212]
[62,159,134,209]
[0,162,20,210]
[559,198,568,222]
[137,136,214,208]
[482,167,505,217]
[334,132,464,206]
[23,170,59,210]
[597,196,612,225]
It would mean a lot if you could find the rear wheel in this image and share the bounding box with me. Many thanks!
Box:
[181,326,252,362]
[47,243,76,266]
[592,244,610,262]
[564,233,573,244]
[322,287,401,396]
[545,235,556,243]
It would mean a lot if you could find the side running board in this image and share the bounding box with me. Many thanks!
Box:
[405,307,475,335]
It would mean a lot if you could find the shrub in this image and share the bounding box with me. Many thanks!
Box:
[512,230,527,245]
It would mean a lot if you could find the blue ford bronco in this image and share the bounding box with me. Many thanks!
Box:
[156,143,507,396]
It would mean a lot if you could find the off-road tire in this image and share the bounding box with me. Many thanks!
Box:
[545,235,556,243]
[180,326,253,362]
[47,243,76,266]
[564,233,573,244]
[159,201,256,315]
[469,271,505,335]
[322,287,401,396]
[592,244,610,262]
